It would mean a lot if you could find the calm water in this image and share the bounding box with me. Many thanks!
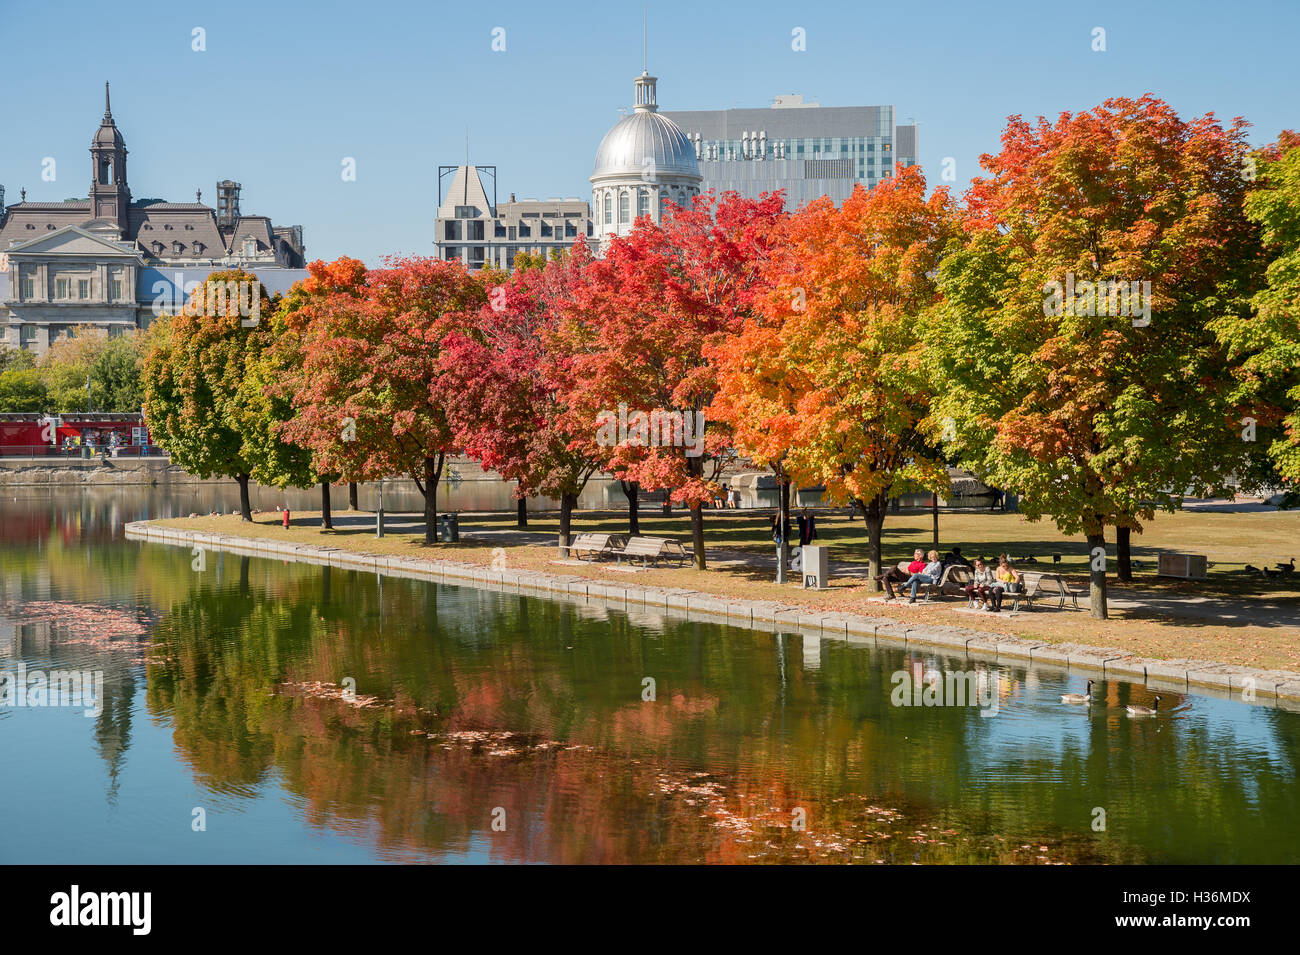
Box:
[2,488,1297,864]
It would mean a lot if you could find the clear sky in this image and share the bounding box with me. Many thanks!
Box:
[2,0,1296,265]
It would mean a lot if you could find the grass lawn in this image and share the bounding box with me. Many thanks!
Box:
[151,503,1300,672]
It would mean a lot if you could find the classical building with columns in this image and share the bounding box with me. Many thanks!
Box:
[590,70,702,249]
[0,85,306,354]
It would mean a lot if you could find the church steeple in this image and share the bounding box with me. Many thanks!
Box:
[90,82,129,233]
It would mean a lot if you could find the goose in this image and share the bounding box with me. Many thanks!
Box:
[1126,696,1161,717]
[1052,554,1062,565]
[1060,679,1095,705]
[1263,567,1280,579]
[1245,564,1261,574]
[1277,558,1296,573]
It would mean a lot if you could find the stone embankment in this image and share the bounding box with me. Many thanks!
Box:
[125,520,1300,711]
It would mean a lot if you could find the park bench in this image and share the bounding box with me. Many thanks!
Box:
[1027,572,1086,610]
[568,532,628,561]
[615,536,694,568]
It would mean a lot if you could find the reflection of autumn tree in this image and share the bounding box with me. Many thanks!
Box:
[137,566,1300,863]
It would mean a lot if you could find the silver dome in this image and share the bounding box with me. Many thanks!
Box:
[591,75,701,183]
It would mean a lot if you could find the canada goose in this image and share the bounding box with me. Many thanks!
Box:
[1126,696,1161,717]
[1277,558,1296,573]
[1263,567,1280,579]
[1052,554,1062,565]
[1060,680,1095,705]
[1245,564,1261,574]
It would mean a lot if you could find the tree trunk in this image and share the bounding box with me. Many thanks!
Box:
[865,492,887,591]
[1116,525,1132,582]
[423,456,442,545]
[661,493,672,516]
[236,474,252,522]
[348,481,359,510]
[776,476,791,584]
[516,489,528,530]
[1086,527,1109,619]
[691,503,706,570]
[558,491,577,556]
[621,480,641,536]
[321,481,332,529]
[931,493,939,548]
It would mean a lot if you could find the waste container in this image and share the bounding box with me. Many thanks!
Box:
[801,545,829,590]
[81,445,90,460]
[438,513,460,542]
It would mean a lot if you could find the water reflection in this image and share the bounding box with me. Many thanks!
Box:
[0,492,1297,864]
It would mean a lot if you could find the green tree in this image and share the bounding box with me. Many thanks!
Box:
[142,270,303,520]
[0,369,49,412]
[929,97,1258,616]
[1213,131,1300,490]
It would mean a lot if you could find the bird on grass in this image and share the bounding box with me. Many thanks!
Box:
[1052,554,1062,565]
[1264,567,1280,579]
[1277,558,1296,573]
[1126,696,1161,717]
[1245,564,1261,574]
[1060,680,1095,705]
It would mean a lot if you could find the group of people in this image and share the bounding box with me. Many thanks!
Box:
[878,547,1023,611]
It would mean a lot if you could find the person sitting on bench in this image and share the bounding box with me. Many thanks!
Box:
[906,550,943,603]
[963,559,997,609]
[880,549,925,599]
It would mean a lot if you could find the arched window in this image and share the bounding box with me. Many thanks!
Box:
[603,193,612,225]
[619,191,630,224]
[637,189,649,218]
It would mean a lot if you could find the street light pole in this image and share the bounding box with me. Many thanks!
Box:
[376,479,385,538]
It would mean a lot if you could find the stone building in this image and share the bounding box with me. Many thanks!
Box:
[0,84,306,354]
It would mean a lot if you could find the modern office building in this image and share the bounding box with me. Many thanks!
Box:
[0,84,307,354]
[660,95,918,209]
[433,164,592,271]
[590,70,702,249]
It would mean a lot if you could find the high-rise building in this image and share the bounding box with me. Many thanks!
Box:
[660,95,919,209]
[433,165,591,271]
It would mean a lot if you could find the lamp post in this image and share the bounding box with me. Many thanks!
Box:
[376,478,385,538]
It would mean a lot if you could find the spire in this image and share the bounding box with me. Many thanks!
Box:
[104,81,112,120]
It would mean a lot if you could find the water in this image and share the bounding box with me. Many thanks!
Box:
[2,489,1297,864]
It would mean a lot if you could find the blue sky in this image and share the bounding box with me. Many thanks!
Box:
[1,0,1296,264]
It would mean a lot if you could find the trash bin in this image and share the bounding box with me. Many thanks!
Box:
[801,545,829,590]
[438,513,460,542]
[81,445,90,460]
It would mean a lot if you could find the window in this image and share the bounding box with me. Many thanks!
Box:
[55,277,70,299]
[519,223,530,238]
[619,192,630,223]
[78,279,91,300]
[20,274,35,300]
[603,194,612,225]
[637,189,649,218]
[173,242,183,255]
[21,325,39,346]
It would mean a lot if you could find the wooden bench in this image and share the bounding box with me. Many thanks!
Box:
[615,536,693,567]
[567,532,628,561]
[1029,572,1086,610]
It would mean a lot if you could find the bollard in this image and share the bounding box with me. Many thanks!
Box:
[283,507,290,529]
